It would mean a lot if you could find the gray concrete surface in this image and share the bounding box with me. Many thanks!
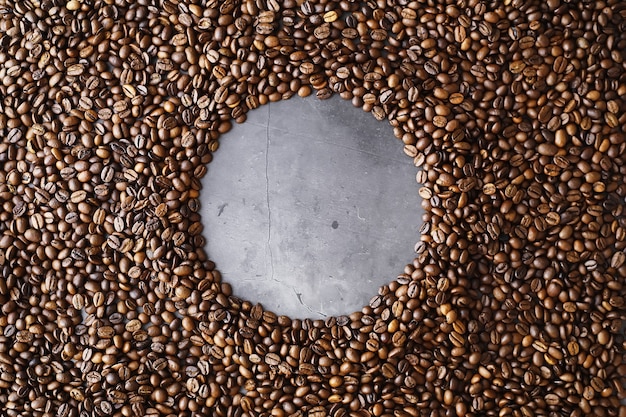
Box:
[200,96,423,318]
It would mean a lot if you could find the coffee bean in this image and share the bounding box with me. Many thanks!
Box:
[323,11,338,23]
[66,63,85,76]
[1,2,624,417]
[314,24,331,40]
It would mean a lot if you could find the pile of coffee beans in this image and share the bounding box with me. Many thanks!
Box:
[1,0,626,416]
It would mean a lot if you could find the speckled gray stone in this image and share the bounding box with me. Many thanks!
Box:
[201,95,423,318]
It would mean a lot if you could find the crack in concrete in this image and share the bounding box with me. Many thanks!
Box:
[293,288,327,318]
[265,103,275,283]
[217,203,228,216]
[293,288,314,314]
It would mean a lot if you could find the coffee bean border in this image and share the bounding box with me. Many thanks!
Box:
[1,0,626,416]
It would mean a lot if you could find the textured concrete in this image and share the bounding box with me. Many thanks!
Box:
[200,95,423,318]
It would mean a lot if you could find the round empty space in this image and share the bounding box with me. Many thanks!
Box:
[201,95,423,318]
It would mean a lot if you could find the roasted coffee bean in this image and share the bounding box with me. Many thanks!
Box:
[0,1,624,417]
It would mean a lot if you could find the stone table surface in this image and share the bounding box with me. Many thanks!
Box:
[200,95,423,319]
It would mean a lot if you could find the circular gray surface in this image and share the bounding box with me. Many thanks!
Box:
[201,96,423,318]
